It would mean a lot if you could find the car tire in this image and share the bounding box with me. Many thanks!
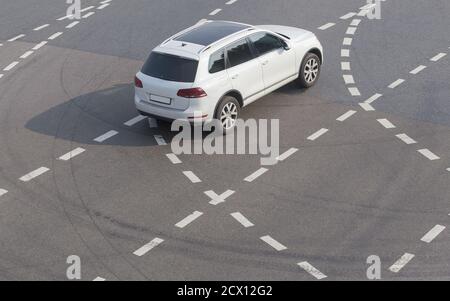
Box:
[298,52,321,88]
[215,95,241,133]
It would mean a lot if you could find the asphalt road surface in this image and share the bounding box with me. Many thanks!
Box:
[0,0,450,281]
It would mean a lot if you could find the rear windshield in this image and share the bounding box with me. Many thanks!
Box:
[141,52,198,82]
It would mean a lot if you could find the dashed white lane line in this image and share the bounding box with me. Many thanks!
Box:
[421,225,446,243]
[93,277,106,281]
[83,12,95,18]
[154,135,167,145]
[32,41,47,50]
[8,34,25,42]
[3,61,19,71]
[226,0,238,4]
[0,189,8,197]
[100,0,112,3]
[389,253,415,273]
[58,147,86,161]
[209,8,222,16]
[33,24,50,31]
[19,167,50,182]
[343,37,353,46]
[175,211,203,228]
[396,133,417,145]
[359,102,375,111]
[343,74,355,84]
[97,3,111,9]
[57,15,73,21]
[244,168,268,182]
[307,128,329,141]
[276,148,299,161]
[337,110,357,122]
[0,74,3,79]
[341,62,351,71]
[297,262,327,280]
[346,27,357,35]
[230,212,254,228]
[133,238,164,256]
[340,12,356,20]
[388,79,405,89]
[377,118,396,129]
[20,51,34,59]
[350,19,361,26]
[417,149,440,161]
[348,87,361,96]
[94,130,118,143]
[260,235,287,251]
[410,65,427,75]
[430,53,447,62]
[341,49,350,57]
[48,32,63,40]
[66,21,79,29]
[205,190,235,205]
[364,93,383,104]
[183,171,202,183]
[166,153,182,164]
[81,5,95,12]
[318,23,335,30]
[124,115,146,126]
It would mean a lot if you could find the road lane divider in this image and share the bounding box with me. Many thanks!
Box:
[175,211,203,228]
[307,128,329,141]
[230,212,254,228]
[421,225,446,243]
[183,171,202,183]
[389,253,415,273]
[133,238,164,256]
[244,168,268,182]
[19,167,50,182]
[166,153,182,164]
[297,262,327,280]
[260,235,287,251]
[94,130,118,143]
[58,147,86,161]
[417,149,440,161]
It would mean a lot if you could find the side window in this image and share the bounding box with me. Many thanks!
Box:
[209,49,225,74]
[226,39,254,68]
[249,32,283,56]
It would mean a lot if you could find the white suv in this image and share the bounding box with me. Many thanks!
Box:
[135,20,323,131]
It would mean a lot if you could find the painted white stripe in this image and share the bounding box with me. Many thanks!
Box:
[358,6,375,17]
[0,189,8,197]
[360,3,377,10]
[183,171,202,183]
[307,128,329,141]
[175,211,203,228]
[350,19,361,26]
[57,15,73,21]
[20,51,34,59]
[430,53,447,62]
[346,27,357,35]
[410,65,427,75]
[276,148,298,161]
[97,3,110,9]
[93,277,106,281]
[133,238,164,256]
[226,0,238,4]
[154,135,167,145]
[297,262,327,280]
[83,12,95,18]
[377,118,396,129]
[166,153,182,164]
[343,37,353,46]
[417,149,440,161]
[48,32,63,40]
[348,87,361,96]
[33,24,50,31]
[231,212,254,228]
[359,102,375,111]
[396,134,417,145]
[341,49,350,57]
[388,79,405,89]
[94,130,118,143]
[3,61,19,71]
[66,21,79,29]
[337,110,357,122]
[389,253,415,273]
[100,0,112,3]
[19,167,50,182]
[8,34,25,42]
[209,8,222,16]
[421,225,446,243]
[124,115,146,126]
[364,93,383,104]
[260,235,287,251]
[32,41,47,50]
[58,147,86,161]
[205,190,235,205]
[340,12,356,20]
[244,168,268,182]
[343,74,355,84]
[0,74,3,79]
[318,23,335,30]
[341,62,351,71]
[81,6,95,12]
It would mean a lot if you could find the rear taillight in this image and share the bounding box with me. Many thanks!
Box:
[134,76,143,88]
[177,88,207,98]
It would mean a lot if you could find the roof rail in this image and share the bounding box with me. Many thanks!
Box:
[198,26,255,54]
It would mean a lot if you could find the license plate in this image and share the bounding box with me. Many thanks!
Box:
[148,94,171,105]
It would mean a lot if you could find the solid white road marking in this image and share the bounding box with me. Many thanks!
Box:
[417,149,440,161]
[341,62,351,71]
[8,34,25,42]
[337,110,357,122]
[94,130,118,143]
[389,253,415,273]
[97,3,110,9]
[350,19,361,26]
[364,93,383,104]
[19,167,50,182]
[81,5,95,12]
[307,128,329,141]
[175,211,203,228]
[3,61,19,71]
[58,147,86,161]
[348,87,361,96]
[209,8,222,16]
[48,32,63,40]
[343,74,355,84]
[133,238,164,256]
[340,12,356,20]
[124,115,146,126]
[318,23,335,30]
[83,12,95,18]
[32,41,47,50]
[410,65,427,75]
[343,37,353,46]
[66,21,79,29]
[205,190,235,205]
[154,135,167,145]
[359,103,375,111]
[430,53,447,62]
[341,49,350,57]
[33,24,50,31]
[244,168,268,182]
[0,74,3,79]
[183,171,202,183]
[276,148,299,161]
[396,134,417,145]
[260,235,287,251]
[166,153,182,164]
[20,51,34,59]
[226,0,238,4]
[231,212,254,228]
[0,189,7,197]
[297,262,327,280]
[93,277,106,281]
[388,79,405,89]
[421,225,446,243]
[377,119,396,129]
[346,27,357,35]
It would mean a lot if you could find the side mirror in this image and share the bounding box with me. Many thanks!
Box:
[282,41,291,51]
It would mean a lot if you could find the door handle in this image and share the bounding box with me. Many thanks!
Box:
[231,74,239,80]
[262,60,269,66]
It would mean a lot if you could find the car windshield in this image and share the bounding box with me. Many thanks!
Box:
[141,52,198,82]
